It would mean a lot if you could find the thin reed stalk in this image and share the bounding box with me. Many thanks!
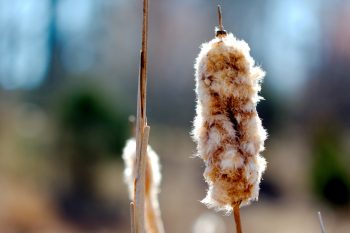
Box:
[233,205,242,233]
[133,0,150,232]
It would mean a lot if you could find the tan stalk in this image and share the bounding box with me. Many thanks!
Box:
[132,0,156,233]
[217,5,223,31]
[130,202,135,233]
[133,0,149,232]
[234,205,243,233]
[134,125,150,233]
[216,5,227,37]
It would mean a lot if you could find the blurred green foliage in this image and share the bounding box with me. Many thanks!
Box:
[59,87,129,160]
[311,127,350,207]
[257,83,285,134]
[53,87,129,224]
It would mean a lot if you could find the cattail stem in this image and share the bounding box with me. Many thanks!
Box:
[216,5,227,37]
[233,205,243,233]
[130,202,135,233]
[135,126,150,233]
[140,0,149,121]
[217,5,223,31]
[134,0,150,232]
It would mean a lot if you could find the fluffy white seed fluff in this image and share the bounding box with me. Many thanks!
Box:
[122,138,164,233]
[192,32,267,212]
[122,138,161,200]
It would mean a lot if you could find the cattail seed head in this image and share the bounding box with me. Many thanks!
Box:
[192,33,267,212]
[122,138,161,202]
[122,138,164,233]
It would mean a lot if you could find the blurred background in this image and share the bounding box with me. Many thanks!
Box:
[0,0,350,232]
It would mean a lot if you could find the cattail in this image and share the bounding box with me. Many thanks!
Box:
[192,7,267,214]
[122,138,164,233]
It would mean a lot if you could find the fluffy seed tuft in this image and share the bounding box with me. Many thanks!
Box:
[192,33,267,212]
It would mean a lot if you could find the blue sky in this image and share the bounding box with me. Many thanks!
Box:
[0,0,331,96]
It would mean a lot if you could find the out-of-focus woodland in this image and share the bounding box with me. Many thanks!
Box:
[0,0,350,233]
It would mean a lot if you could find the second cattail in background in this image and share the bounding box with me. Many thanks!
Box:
[122,136,165,233]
